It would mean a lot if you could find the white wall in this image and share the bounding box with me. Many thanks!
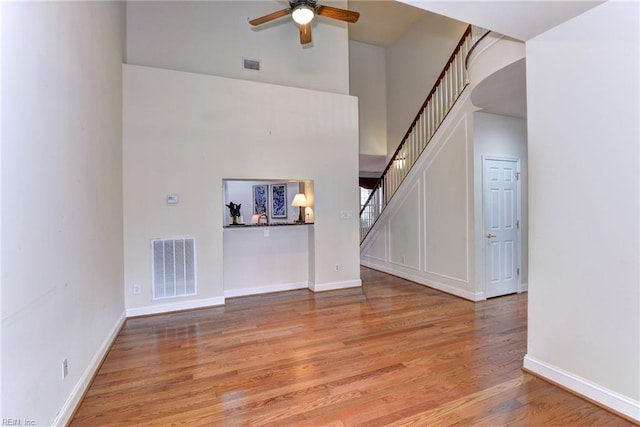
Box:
[127,1,350,95]
[473,112,528,292]
[224,225,311,296]
[123,65,361,315]
[361,90,479,301]
[0,1,4,416]
[385,14,467,159]
[1,2,125,425]
[349,40,387,160]
[525,1,640,420]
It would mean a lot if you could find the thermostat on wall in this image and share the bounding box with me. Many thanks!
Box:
[166,194,179,205]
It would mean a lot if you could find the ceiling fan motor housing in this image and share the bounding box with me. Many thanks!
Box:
[289,0,318,9]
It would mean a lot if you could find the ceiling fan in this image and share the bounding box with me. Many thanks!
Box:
[249,0,360,45]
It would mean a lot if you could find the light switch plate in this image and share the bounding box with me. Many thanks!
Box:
[340,210,353,219]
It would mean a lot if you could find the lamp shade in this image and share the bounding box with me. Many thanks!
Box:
[292,193,308,207]
[291,5,315,25]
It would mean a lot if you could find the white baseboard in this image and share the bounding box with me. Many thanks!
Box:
[360,260,479,301]
[523,354,640,422]
[224,281,308,298]
[310,279,362,292]
[126,296,225,317]
[52,311,126,427]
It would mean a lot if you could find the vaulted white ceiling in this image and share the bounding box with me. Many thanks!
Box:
[398,0,605,41]
[347,0,432,46]
[347,0,604,48]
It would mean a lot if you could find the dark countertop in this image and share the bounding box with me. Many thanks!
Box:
[223,222,313,229]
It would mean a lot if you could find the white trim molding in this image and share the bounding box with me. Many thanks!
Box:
[481,155,523,297]
[126,296,225,317]
[52,311,126,427]
[523,355,640,423]
[309,279,362,292]
[360,261,481,301]
[224,281,308,298]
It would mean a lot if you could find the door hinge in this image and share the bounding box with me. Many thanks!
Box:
[517,268,520,276]
[515,172,520,180]
[517,220,520,229]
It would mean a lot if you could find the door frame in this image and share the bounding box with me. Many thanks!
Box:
[481,155,523,297]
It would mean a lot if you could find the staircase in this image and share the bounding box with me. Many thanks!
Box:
[360,25,489,242]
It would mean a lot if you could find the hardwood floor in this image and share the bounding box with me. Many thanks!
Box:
[72,267,633,426]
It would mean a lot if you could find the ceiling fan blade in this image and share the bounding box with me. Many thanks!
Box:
[316,5,359,23]
[249,8,290,26]
[298,23,312,45]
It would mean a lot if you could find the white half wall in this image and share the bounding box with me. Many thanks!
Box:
[123,65,361,314]
[223,225,311,297]
[361,90,479,301]
[526,1,639,420]
[126,1,350,95]
[1,2,126,425]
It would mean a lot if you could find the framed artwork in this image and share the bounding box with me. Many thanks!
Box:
[270,184,287,218]
[252,185,268,215]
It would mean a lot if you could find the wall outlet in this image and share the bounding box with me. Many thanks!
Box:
[132,284,141,295]
[401,255,406,264]
[62,359,68,379]
[335,264,340,271]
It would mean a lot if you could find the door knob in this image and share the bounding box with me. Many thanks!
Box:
[486,233,497,239]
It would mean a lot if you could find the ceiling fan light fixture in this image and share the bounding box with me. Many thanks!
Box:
[292,5,315,25]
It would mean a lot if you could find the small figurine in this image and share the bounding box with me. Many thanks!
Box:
[226,202,242,225]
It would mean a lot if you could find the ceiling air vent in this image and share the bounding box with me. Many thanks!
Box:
[243,58,260,71]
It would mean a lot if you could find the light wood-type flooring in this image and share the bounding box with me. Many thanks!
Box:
[72,267,633,426]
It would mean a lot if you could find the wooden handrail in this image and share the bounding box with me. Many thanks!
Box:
[382,25,471,179]
[465,26,492,69]
[360,25,472,217]
[360,25,491,242]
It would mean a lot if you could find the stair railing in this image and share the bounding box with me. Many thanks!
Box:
[360,25,489,242]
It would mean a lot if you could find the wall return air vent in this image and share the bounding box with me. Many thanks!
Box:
[151,237,196,300]
[243,58,260,71]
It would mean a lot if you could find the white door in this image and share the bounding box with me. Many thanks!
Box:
[483,158,520,298]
